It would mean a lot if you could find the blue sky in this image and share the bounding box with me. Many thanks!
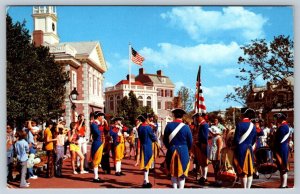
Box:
[7,6,294,112]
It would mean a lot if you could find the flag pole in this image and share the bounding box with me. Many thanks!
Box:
[129,43,132,91]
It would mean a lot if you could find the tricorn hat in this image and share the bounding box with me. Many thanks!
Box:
[192,112,206,118]
[137,113,148,122]
[94,111,105,118]
[241,107,255,119]
[111,117,124,122]
[171,108,187,118]
[273,112,287,120]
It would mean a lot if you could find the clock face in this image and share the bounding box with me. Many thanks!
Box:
[52,23,55,31]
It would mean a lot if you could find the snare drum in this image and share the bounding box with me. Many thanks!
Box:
[217,170,236,182]
[255,147,277,174]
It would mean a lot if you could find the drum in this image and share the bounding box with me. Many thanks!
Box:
[255,147,277,174]
[217,170,236,182]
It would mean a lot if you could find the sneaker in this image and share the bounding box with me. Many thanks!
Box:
[80,170,89,174]
[73,171,78,175]
[29,175,38,179]
[20,184,30,188]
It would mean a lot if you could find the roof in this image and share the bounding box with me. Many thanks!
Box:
[116,80,144,86]
[64,41,99,55]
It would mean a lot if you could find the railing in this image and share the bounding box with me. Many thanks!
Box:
[49,44,77,57]
[105,85,156,92]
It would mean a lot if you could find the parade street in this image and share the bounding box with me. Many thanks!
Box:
[7,145,294,189]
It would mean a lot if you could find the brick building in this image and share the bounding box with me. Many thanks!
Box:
[32,6,108,137]
[247,76,294,125]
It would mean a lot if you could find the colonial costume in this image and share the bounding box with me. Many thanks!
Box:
[273,112,290,188]
[193,112,209,185]
[109,117,126,176]
[163,108,193,189]
[137,113,158,188]
[233,108,256,188]
[90,111,107,183]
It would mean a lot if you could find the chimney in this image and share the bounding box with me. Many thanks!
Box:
[126,74,135,83]
[139,68,145,75]
[157,70,163,76]
[32,30,44,47]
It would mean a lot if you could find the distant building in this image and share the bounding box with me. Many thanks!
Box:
[32,6,108,137]
[247,76,294,124]
[105,68,175,129]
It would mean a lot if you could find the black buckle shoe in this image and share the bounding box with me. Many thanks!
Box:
[93,178,105,183]
[115,172,121,176]
[198,177,208,185]
[119,172,125,176]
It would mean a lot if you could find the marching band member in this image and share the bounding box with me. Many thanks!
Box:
[233,108,256,189]
[193,112,209,185]
[90,111,108,183]
[109,117,126,176]
[163,108,193,189]
[273,112,290,188]
[136,113,157,188]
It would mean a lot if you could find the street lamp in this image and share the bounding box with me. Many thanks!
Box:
[69,87,79,121]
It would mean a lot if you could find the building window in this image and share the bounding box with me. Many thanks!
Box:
[89,75,93,95]
[109,96,114,111]
[146,96,152,108]
[116,96,121,108]
[94,77,98,95]
[138,96,143,107]
[158,101,161,109]
[98,80,102,96]
[165,101,173,110]
[71,71,77,89]
[157,89,161,97]
[170,90,173,97]
[165,90,170,97]
[161,77,166,83]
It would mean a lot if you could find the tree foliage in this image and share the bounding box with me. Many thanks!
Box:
[225,35,294,105]
[177,86,193,112]
[6,14,69,128]
[117,90,154,128]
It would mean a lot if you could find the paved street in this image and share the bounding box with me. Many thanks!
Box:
[7,144,294,189]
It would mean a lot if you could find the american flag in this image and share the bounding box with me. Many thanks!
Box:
[194,65,206,114]
[131,47,145,66]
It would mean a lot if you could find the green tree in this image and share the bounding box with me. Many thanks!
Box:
[177,86,193,112]
[6,14,69,128]
[225,35,294,105]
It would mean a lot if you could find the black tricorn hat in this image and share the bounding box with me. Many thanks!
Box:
[137,113,148,122]
[171,108,187,115]
[192,112,206,118]
[241,107,255,119]
[273,112,287,120]
[94,111,105,118]
[111,117,124,122]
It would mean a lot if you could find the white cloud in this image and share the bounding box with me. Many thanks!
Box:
[202,84,241,111]
[140,41,242,68]
[214,68,241,78]
[174,81,185,92]
[104,82,114,88]
[161,7,268,41]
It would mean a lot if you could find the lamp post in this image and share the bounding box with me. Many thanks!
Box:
[69,87,79,122]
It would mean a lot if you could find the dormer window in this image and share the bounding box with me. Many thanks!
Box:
[161,77,166,83]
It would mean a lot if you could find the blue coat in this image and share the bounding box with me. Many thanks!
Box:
[198,121,209,156]
[163,120,193,177]
[90,121,104,158]
[274,122,289,170]
[234,119,256,170]
[138,123,157,169]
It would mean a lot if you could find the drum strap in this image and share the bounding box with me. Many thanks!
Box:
[281,130,290,143]
[239,123,253,144]
[169,123,185,143]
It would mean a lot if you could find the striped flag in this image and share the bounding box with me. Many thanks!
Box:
[131,47,145,66]
[194,65,207,114]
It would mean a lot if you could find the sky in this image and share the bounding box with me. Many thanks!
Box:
[7,6,294,112]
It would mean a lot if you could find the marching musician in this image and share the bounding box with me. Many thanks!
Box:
[163,108,193,189]
[136,113,157,188]
[273,112,290,188]
[233,108,256,189]
[193,112,209,185]
[109,117,126,176]
[90,111,108,183]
